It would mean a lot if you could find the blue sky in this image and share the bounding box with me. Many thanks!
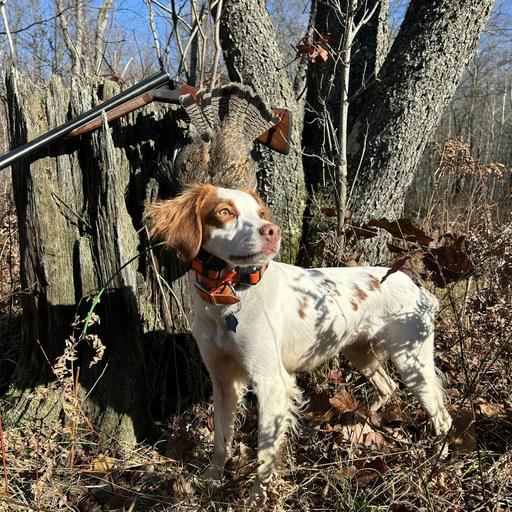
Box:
[2,0,510,79]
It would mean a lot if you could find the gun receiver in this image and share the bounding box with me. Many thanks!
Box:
[0,71,292,171]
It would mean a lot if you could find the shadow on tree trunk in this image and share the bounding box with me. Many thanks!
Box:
[2,70,210,448]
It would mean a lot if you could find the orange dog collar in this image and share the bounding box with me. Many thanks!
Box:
[192,250,267,305]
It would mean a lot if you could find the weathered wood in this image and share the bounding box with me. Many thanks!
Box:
[218,0,307,263]
[3,70,203,446]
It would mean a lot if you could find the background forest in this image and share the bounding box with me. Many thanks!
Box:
[0,0,511,510]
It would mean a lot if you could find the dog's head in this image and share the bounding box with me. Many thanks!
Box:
[147,184,281,266]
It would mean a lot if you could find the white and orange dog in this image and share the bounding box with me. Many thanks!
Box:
[149,184,452,498]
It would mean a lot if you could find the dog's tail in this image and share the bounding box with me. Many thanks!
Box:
[180,84,280,143]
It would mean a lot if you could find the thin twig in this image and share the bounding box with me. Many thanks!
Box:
[209,0,223,89]
[69,366,81,469]
[51,192,92,229]
[0,0,17,66]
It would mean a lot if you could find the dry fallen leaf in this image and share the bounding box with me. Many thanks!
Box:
[449,407,477,452]
[477,402,505,418]
[363,431,386,450]
[229,442,255,477]
[304,391,336,427]
[382,403,409,426]
[354,457,389,488]
[172,476,194,498]
[329,392,360,414]
[333,422,374,450]
[87,454,117,474]
[324,370,345,384]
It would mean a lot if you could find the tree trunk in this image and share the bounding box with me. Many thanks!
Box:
[301,0,389,264]
[3,70,205,447]
[347,0,494,262]
[218,0,306,263]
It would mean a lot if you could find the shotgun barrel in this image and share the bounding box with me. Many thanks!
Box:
[0,70,172,171]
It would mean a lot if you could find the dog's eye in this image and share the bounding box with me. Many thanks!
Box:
[218,208,232,217]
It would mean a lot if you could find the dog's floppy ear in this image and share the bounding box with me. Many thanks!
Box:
[146,184,215,261]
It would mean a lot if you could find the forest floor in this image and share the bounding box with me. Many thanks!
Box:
[0,153,511,511]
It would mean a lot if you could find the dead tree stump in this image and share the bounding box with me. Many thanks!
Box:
[3,70,205,446]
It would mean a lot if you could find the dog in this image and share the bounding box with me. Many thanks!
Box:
[148,184,452,499]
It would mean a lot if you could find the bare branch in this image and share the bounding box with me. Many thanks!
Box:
[94,0,115,74]
[0,0,18,66]
[145,0,165,69]
[210,0,223,89]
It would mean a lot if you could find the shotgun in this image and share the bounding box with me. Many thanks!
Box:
[0,71,292,172]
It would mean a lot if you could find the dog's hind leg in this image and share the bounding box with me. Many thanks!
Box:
[202,352,247,479]
[388,327,452,448]
[342,340,397,411]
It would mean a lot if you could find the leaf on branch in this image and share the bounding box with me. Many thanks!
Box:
[424,235,472,285]
[381,250,423,283]
[296,34,331,63]
[345,223,379,242]
[320,207,336,217]
[346,217,473,287]
[368,218,434,245]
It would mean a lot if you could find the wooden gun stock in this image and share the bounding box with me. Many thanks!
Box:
[67,84,292,155]
[67,92,154,137]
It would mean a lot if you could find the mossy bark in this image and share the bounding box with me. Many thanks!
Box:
[3,70,204,447]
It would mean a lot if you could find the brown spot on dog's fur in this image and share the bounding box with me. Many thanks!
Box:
[351,300,358,311]
[369,275,381,291]
[202,197,240,242]
[298,297,309,319]
[354,284,368,301]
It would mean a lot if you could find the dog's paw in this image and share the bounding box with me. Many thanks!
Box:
[247,480,268,508]
[433,437,450,458]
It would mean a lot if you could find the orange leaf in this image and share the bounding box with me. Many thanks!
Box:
[363,431,386,450]
[329,392,360,414]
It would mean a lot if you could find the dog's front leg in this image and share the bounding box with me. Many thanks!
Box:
[201,353,247,480]
[250,372,298,502]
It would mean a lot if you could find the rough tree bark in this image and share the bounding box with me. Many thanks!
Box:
[347,0,494,262]
[218,0,307,263]
[3,70,205,446]
[301,0,389,264]
[303,0,389,181]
